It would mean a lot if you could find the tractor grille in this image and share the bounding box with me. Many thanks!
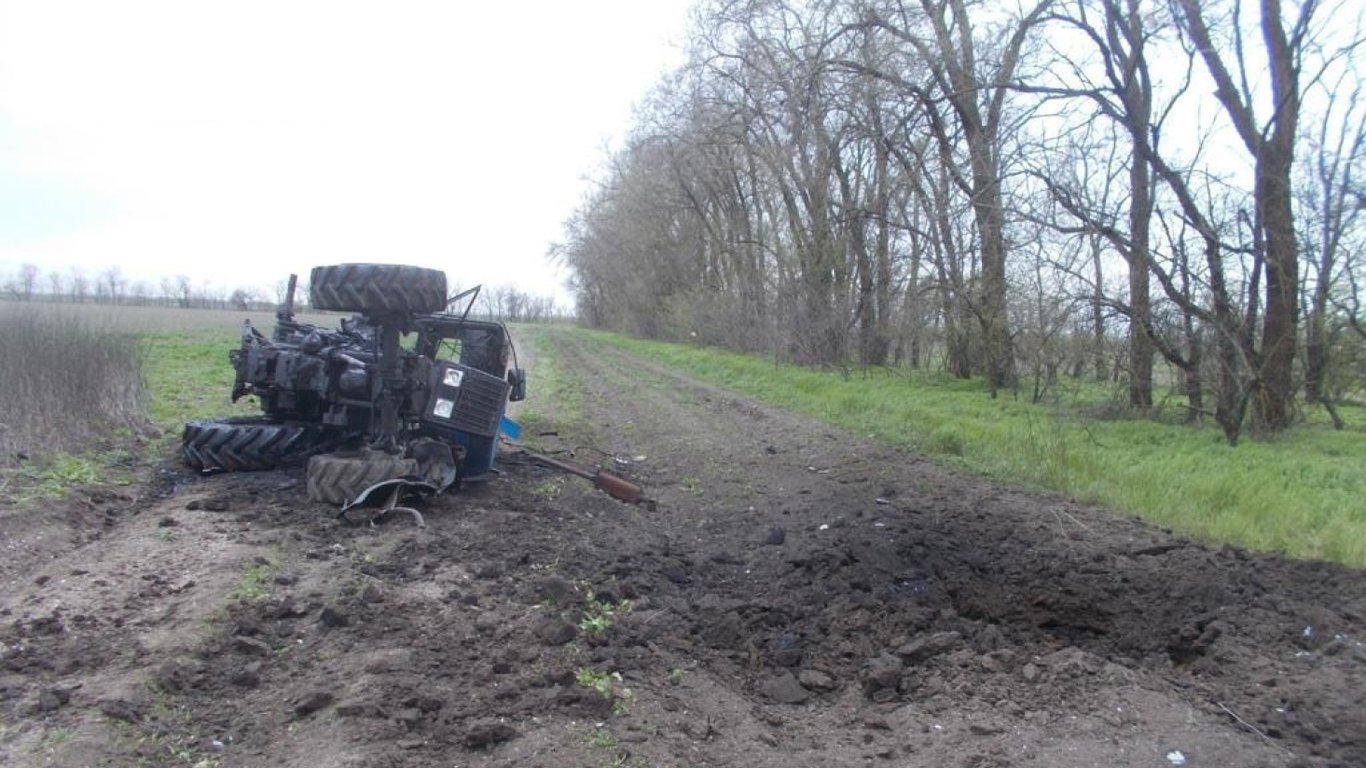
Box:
[424,362,509,438]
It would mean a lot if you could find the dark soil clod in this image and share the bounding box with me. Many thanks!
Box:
[532,617,577,646]
[293,690,335,717]
[759,670,811,704]
[463,721,518,749]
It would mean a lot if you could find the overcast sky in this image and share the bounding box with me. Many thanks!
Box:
[0,0,695,306]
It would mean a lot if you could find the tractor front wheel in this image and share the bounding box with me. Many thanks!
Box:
[306,451,418,505]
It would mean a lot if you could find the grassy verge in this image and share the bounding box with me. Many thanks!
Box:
[566,327,1366,567]
[512,324,586,436]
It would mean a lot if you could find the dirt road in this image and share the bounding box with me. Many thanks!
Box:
[2,329,1362,767]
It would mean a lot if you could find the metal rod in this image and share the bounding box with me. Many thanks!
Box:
[520,448,650,506]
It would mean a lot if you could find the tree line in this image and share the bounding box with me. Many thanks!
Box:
[554,0,1366,444]
[2,263,278,310]
[4,264,566,322]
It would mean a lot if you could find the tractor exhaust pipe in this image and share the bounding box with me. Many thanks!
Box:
[519,448,652,508]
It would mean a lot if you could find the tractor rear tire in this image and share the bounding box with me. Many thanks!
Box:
[306,451,419,505]
[309,264,448,314]
[183,417,328,472]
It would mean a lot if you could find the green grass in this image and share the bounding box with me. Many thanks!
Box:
[586,727,619,750]
[141,328,257,429]
[231,561,276,603]
[575,667,635,714]
[579,592,633,638]
[558,327,1366,567]
[513,324,585,435]
[9,454,114,503]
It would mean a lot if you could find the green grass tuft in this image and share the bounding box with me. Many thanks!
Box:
[231,561,275,603]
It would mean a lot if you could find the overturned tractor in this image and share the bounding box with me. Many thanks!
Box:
[182,263,528,515]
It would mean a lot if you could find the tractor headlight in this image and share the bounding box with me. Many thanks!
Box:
[433,398,455,419]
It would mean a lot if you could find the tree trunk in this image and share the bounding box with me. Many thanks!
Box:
[1090,235,1107,381]
[1254,141,1299,429]
[1126,113,1154,408]
[1177,0,1304,431]
[968,125,1016,393]
[1117,0,1155,410]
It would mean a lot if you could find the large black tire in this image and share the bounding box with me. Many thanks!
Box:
[306,451,418,505]
[183,417,329,472]
[309,264,448,314]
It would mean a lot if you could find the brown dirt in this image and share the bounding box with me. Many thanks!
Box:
[2,330,1363,768]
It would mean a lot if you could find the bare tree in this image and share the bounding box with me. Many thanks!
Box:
[129,281,151,306]
[229,287,259,311]
[1172,0,1319,429]
[16,263,39,300]
[68,266,88,303]
[159,276,178,307]
[176,275,193,308]
[855,0,1054,392]
[1023,0,1179,409]
[551,0,1363,441]
[1301,58,1364,427]
[100,266,125,304]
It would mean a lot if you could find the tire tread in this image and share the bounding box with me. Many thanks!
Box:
[183,418,327,472]
[309,263,447,314]
[306,452,418,505]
